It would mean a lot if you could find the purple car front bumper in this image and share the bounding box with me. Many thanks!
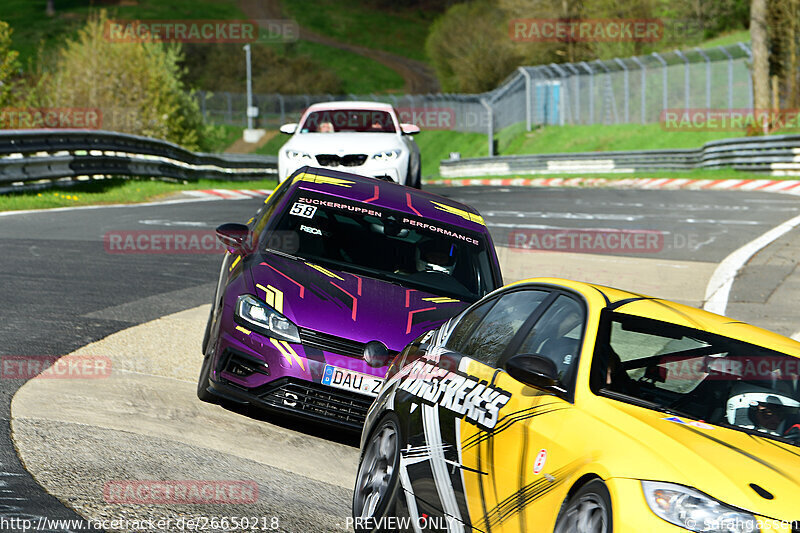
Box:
[205,319,390,430]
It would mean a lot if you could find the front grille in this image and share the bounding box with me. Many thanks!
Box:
[259,379,373,427]
[299,328,366,358]
[315,154,367,167]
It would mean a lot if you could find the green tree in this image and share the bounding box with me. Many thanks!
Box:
[34,11,213,151]
[0,20,21,108]
[426,1,521,93]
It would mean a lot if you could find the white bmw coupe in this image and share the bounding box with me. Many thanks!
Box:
[277,101,422,187]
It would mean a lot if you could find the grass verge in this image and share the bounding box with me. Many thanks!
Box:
[0,177,277,212]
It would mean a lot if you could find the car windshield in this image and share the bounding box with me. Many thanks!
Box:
[592,312,800,448]
[263,190,496,301]
[300,109,396,133]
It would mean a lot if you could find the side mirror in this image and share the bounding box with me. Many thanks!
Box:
[216,223,250,253]
[279,123,297,135]
[400,123,420,135]
[505,354,560,391]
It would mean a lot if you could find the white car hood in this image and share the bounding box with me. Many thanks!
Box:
[284,132,404,155]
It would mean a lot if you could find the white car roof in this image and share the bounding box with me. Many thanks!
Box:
[304,101,395,112]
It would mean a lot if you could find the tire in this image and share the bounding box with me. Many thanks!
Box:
[196,352,219,404]
[352,414,403,533]
[553,479,613,533]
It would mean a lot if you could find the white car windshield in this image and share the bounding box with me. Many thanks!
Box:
[300,109,396,133]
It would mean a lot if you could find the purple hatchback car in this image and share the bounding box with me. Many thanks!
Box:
[198,166,502,429]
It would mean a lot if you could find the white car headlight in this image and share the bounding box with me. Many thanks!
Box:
[285,149,313,162]
[371,149,401,162]
[642,481,757,533]
[235,294,300,343]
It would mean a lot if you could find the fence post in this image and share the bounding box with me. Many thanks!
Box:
[718,46,734,109]
[652,52,668,115]
[695,47,712,110]
[481,98,493,157]
[549,63,569,125]
[737,42,754,109]
[579,62,594,124]
[226,92,233,124]
[594,60,617,124]
[613,58,630,123]
[674,50,690,110]
[631,56,646,123]
[277,94,285,125]
[565,64,581,125]
[518,67,532,131]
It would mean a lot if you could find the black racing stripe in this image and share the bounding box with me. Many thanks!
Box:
[490,368,501,387]
[463,405,569,451]
[676,424,798,482]
[447,417,473,528]
[463,406,567,451]
[754,435,800,459]
[606,296,653,311]
[590,285,611,306]
[482,461,580,528]
[488,421,502,527]
[634,297,710,330]
[517,426,530,532]
[476,433,491,533]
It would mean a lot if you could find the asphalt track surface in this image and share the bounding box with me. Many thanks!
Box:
[0,186,798,530]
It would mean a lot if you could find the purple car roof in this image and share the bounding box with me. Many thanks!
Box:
[288,166,487,233]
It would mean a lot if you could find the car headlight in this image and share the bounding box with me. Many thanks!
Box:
[285,149,313,162]
[371,149,401,162]
[642,481,757,533]
[235,294,300,343]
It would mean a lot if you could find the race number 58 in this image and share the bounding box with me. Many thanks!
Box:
[290,202,317,218]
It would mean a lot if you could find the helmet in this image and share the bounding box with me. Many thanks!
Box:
[415,240,456,275]
[726,388,800,429]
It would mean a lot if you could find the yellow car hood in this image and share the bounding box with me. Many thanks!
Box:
[586,397,800,521]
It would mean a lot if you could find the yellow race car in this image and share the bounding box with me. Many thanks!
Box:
[353,278,800,533]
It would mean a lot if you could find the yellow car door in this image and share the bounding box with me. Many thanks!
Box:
[457,292,588,533]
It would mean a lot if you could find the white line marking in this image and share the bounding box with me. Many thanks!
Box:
[703,213,800,315]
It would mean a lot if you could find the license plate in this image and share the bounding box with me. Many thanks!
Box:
[321,365,383,397]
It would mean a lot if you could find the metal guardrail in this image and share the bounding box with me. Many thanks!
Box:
[440,135,800,178]
[0,130,277,193]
